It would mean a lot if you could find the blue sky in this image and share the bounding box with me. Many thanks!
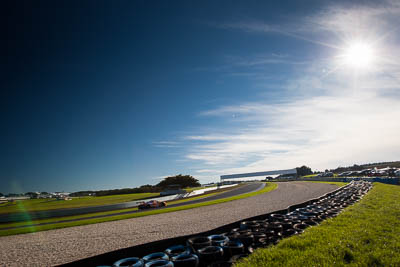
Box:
[2,0,400,194]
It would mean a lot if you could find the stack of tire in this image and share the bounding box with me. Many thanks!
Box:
[101,180,372,267]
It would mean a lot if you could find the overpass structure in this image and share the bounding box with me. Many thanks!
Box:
[220,168,297,181]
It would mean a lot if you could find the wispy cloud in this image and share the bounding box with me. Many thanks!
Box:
[307,2,400,38]
[219,21,289,35]
[152,141,181,148]
[180,1,400,180]
[186,94,400,173]
[224,54,310,67]
[216,1,400,51]
[218,20,340,49]
[194,53,308,78]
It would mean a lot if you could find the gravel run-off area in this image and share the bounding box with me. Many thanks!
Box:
[0,182,338,266]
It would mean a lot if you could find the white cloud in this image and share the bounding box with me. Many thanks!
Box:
[224,54,310,67]
[153,141,181,148]
[186,94,400,173]
[308,2,400,37]
[217,1,400,50]
[179,2,400,181]
[219,21,282,34]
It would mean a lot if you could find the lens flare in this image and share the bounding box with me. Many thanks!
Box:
[341,42,375,70]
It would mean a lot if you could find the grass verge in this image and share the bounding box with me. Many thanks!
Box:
[0,185,243,230]
[0,183,277,236]
[0,191,224,230]
[236,182,400,267]
[301,174,318,178]
[301,180,348,187]
[0,193,159,214]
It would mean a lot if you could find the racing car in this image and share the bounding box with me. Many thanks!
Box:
[138,200,167,210]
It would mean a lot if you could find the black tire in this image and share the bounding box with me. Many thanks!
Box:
[144,260,173,267]
[187,236,211,251]
[113,257,144,267]
[171,253,199,267]
[142,252,169,263]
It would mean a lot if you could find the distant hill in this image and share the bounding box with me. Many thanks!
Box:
[330,161,400,173]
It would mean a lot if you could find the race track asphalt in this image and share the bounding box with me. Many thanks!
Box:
[0,183,265,229]
[0,182,338,266]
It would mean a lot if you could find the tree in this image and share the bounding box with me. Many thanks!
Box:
[157,174,201,189]
[0,192,3,197]
[296,165,313,176]
[25,192,39,198]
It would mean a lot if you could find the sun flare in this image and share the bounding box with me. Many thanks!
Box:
[341,41,376,70]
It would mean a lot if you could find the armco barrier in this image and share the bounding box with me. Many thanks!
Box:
[271,177,399,185]
[186,184,238,197]
[300,177,399,185]
[59,182,370,267]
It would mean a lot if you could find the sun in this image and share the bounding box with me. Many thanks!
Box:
[340,41,376,70]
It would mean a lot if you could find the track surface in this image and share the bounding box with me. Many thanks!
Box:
[0,183,264,229]
[0,182,337,267]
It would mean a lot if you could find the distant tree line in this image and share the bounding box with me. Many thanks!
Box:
[276,166,313,178]
[70,174,200,197]
[328,161,400,173]
[296,166,313,176]
[284,161,400,177]
[6,193,24,197]
[157,174,200,188]
[70,185,163,197]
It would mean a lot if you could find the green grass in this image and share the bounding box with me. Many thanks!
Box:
[0,193,221,230]
[0,185,235,214]
[301,181,348,187]
[0,193,159,214]
[0,182,277,236]
[236,183,400,267]
[0,186,238,230]
[301,173,339,178]
[301,174,318,178]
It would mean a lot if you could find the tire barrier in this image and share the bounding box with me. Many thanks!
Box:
[112,257,143,267]
[165,245,191,257]
[60,181,372,267]
[142,252,170,263]
[171,254,199,267]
